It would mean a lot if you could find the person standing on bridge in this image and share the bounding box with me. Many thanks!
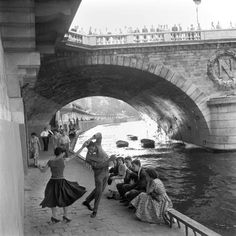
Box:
[81,132,116,218]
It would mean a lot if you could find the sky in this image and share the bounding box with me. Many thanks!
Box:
[71,0,236,33]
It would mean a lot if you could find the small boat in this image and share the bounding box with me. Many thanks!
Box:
[127,135,138,140]
[140,139,155,148]
[116,140,129,148]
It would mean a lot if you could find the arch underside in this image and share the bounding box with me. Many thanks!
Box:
[24,62,209,147]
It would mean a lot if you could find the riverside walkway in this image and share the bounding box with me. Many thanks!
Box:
[24,147,191,236]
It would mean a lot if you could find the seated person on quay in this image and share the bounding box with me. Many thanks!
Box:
[107,156,126,199]
[116,156,138,201]
[131,167,173,225]
[122,159,147,206]
[107,158,119,185]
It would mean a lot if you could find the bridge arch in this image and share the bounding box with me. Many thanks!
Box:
[24,55,210,147]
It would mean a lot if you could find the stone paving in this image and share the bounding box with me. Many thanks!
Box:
[24,149,188,236]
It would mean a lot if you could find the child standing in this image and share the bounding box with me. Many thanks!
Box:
[30,132,41,167]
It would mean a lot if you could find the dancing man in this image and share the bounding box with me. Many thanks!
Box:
[82,132,116,218]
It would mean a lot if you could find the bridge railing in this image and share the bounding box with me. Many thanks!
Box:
[64,28,236,47]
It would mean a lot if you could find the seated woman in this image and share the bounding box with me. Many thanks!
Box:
[131,168,173,225]
[107,156,126,199]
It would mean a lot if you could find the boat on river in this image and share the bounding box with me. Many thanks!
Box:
[116,140,129,147]
[140,138,155,148]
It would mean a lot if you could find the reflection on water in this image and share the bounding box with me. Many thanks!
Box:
[74,121,236,236]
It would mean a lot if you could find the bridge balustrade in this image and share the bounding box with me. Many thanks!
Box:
[64,28,236,47]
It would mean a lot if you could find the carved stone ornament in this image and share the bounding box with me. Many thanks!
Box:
[207,50,236,90]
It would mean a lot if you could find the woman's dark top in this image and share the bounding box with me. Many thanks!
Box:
[48,157,65,179]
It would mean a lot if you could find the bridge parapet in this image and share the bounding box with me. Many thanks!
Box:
[64,28,236,48]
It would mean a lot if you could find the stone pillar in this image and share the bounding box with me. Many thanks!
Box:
[207,96,236,150]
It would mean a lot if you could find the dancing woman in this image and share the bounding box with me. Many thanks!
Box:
[38,147,86,223]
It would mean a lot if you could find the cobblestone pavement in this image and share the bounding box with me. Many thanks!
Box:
[24,149,187,236]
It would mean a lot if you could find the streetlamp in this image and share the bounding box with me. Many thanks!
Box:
[193,0,201,28]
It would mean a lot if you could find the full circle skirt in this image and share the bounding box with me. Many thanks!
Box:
[40,178,86,208]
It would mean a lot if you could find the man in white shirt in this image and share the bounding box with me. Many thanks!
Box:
[40,127,53,151]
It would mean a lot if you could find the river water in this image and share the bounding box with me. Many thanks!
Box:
[74,121,236,236]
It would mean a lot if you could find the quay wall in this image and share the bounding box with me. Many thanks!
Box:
[0,36,24,235]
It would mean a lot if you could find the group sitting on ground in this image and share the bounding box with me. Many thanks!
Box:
[108,157,173,225]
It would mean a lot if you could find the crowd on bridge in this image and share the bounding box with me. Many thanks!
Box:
[70,20,236,36]
[67,21,236,45]
[32,131,173,227]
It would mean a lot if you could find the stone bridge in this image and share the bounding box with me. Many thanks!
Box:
[24,31,236,150]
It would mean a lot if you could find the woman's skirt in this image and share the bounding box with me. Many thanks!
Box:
[131,192,172,224]
[40,178,86,208]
